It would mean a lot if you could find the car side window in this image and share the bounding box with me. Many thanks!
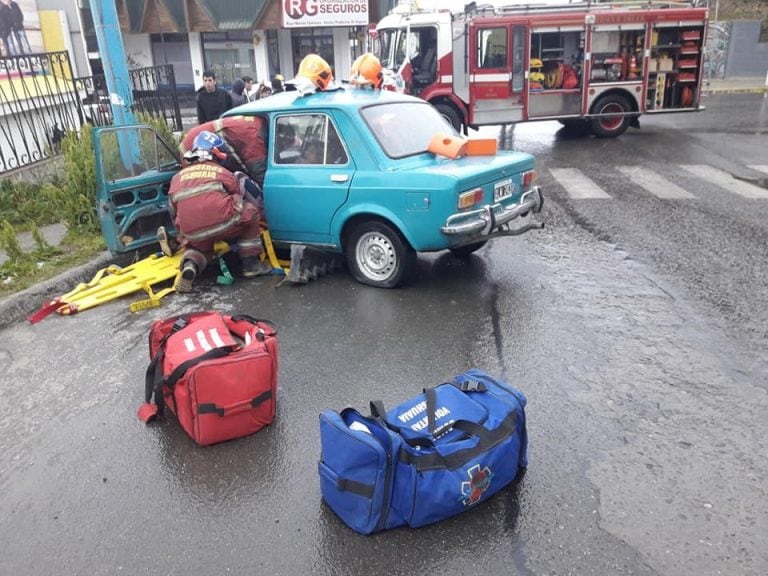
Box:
[274,114,348,166]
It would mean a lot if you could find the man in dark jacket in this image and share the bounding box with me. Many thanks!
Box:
[196,70,232,124]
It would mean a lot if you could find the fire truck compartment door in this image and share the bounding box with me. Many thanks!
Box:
[469,24,527,125]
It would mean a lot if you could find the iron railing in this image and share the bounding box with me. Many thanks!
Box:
[0,51,81,172]
[0,51,183,174]
[130,64,183,132]
[74,64,183,132]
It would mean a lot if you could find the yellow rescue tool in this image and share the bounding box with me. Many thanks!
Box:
[27,251,183,323]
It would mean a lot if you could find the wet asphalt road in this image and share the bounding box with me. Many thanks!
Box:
[1,93,767,576]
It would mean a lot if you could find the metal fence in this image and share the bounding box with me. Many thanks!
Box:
[0,52,183,174]
[130,64,183,132]
[0,51,81,172]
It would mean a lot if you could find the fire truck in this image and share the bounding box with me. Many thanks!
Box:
[374,1,709,137]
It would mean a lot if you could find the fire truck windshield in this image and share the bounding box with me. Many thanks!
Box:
[361,102,458,158]
[376,29,396,67]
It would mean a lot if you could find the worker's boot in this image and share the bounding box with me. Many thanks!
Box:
[156,226,175,257]
[241,255,272,278]
[176,260,198,293]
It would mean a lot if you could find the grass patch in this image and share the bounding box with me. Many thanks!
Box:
[0,231,105,299]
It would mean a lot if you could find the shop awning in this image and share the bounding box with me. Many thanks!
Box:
[120,0,270,33]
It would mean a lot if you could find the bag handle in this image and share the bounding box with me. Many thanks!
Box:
[369,381,490,448]
[230,314,278,340]
[400,412,519,472]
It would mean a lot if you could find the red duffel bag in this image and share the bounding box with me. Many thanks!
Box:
[137,311,278,446]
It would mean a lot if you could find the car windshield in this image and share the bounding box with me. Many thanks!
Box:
[361,102,457,158]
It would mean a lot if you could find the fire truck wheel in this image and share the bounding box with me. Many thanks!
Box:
[434,103,462,132]
[345,220,414,288]
[590,95,632,138]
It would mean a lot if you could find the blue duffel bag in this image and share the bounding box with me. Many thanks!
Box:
[318,368,528,534]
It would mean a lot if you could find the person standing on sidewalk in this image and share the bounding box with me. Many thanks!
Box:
[168,131,271,293]
[8,0,29,54]
[229,78,247,107]
[196,70,232,124]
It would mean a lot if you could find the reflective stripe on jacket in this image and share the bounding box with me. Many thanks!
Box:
[168,161,243,242]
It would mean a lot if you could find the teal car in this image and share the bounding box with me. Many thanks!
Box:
[93,88,543,288]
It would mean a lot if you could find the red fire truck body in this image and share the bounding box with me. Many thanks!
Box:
[375,2,709,137]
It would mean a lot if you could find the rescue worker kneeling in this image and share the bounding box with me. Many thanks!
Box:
[169,130,271,293]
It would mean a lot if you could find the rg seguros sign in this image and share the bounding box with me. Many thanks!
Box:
[282,0,369,28]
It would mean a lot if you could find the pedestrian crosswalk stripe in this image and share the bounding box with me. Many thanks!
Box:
[748,165,768,176]
[680,165,768,199]
[616,166,695,199]
[549,168,611,199]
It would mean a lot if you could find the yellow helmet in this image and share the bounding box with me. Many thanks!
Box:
[350,53,383,89]
[297,54,334,91]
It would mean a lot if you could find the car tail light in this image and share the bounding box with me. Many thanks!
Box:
[458,188,483,209]
[522,169,538,188]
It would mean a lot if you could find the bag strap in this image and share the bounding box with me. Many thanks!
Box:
[230,314,277,340]
[143,315,234,415]
[144,316,191,414]
[370,380,488,441]
[400,412,519,472]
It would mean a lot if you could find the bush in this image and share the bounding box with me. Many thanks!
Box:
[43,124,101,234]
[0,179,59,227]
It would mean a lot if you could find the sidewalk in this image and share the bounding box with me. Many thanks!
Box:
[703,76,768,94]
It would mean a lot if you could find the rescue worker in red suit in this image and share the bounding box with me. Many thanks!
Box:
[169,130,271,293]
[180,115,268,185]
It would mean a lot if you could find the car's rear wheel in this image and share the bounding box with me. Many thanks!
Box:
[345,221,414,288]
[449,241,487,257]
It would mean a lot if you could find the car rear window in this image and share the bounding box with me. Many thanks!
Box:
[361,102,457,158]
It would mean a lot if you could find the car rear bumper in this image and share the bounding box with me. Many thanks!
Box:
[440,186,544,236]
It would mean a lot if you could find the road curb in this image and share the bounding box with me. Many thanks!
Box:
[703,87,768,94]
[0,251,123,330]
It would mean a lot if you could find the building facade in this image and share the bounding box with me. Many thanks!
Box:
[95,0,397,90]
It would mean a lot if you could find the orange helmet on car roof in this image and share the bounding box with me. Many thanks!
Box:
[297,54,334,91]
[350,53,383,89]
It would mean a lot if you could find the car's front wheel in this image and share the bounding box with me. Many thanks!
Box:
[345,221,414,288]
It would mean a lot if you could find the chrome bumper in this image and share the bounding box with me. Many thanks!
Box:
[441,186,544,236]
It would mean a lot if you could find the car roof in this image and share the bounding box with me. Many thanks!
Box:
[224,86,425,117]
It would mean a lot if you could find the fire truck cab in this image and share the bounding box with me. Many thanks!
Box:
[375,1,709,137]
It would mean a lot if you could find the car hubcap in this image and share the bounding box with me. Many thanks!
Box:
[356,231,396,281]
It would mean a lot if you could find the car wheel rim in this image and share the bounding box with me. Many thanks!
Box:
[356,231,396,282]
[598,103,624,131]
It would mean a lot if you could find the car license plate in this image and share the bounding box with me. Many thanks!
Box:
[494,179,513,202]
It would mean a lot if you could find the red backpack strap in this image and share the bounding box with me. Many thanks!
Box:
[138,316,191,423]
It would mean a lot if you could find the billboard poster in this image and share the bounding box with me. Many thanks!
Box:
[282,0,369,28]
[0,0,44,57]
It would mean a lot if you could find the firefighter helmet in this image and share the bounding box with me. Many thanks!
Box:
[185,130,227,163]
[297,54,334,91]
[350,53,384,89]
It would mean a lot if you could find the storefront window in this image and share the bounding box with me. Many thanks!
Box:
[201,31,257,88]
[291,29,335,75]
